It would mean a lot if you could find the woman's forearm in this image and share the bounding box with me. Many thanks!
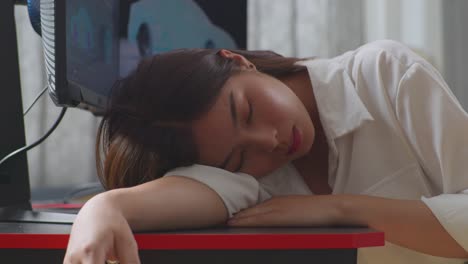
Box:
[98,176,227,231]
[338,194,468,258]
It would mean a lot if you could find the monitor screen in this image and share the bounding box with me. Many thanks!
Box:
[65,0,120,110]
[41,0,246,113]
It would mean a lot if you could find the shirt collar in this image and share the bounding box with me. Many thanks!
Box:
[297,58,374,139]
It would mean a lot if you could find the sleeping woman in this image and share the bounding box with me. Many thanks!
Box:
[64,40,468,264]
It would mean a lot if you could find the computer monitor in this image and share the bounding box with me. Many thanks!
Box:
[0,0,246,223]
[42,0,246,113]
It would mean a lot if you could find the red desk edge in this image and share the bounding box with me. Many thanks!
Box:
[12,203,384,250]
[0,232,384,250]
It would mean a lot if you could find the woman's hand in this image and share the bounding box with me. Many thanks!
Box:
[227,195,344,227]
[63,192,141,264]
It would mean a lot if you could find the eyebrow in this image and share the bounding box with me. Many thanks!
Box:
[220,91,240,170]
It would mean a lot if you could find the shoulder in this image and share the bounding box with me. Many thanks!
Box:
[351,40,445,89]
[349,40,435,81]
[353,40,425,68]
[346,40,439,102]
[317,40,432,91]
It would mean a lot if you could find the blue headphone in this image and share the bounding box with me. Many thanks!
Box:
[24,0,41,36]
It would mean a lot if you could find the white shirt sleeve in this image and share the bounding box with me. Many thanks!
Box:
[163,164,262,217]
[395,60,468,251]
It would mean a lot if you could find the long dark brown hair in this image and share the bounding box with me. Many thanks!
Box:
[96,49,306,190]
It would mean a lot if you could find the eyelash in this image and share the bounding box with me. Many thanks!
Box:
[235,101,252,172]
[234,99,252,172]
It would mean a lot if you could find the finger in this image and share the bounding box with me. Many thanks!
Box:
[228,212,280,227]
[81,249,105,264]
[114,231,141,264]
[64,243,107,264]
[104,243,120,261]
[115,238,140,264]
[67,247,106,264]
[232,205,273,219]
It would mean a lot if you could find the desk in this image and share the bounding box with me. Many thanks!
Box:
[0,222,383,263]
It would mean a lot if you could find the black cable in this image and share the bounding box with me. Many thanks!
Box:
[23,85,48,116]
[0,107,67,168]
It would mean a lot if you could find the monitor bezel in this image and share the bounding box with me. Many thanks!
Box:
[47,0,108,114]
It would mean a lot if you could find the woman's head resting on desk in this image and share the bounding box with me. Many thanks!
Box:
[97,49,317,190]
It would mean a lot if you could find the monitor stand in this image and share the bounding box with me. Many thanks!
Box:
[0,0,75,225]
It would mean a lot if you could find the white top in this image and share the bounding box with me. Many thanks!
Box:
[164,40,468,263]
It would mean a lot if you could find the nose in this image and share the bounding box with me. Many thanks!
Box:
[241,125,279,153]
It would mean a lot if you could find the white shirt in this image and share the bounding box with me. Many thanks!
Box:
[164,40,468,263]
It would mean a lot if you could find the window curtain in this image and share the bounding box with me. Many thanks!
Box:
[247,0,363,58]
[442,0,468,109]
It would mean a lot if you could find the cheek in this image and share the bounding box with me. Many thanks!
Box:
[267,85,304,116]
[256,94,297,124]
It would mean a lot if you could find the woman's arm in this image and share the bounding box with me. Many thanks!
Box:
[64,176,227,263]
[114,175,227,230]
[227,194,468,258]
[340,194,468,258]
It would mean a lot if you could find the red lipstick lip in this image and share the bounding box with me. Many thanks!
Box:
[288,126,301,155]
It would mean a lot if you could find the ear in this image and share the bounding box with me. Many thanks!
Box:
[218,49,257,71]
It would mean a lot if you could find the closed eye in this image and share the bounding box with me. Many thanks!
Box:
[236,101,252,172]
[247,100,253,124]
